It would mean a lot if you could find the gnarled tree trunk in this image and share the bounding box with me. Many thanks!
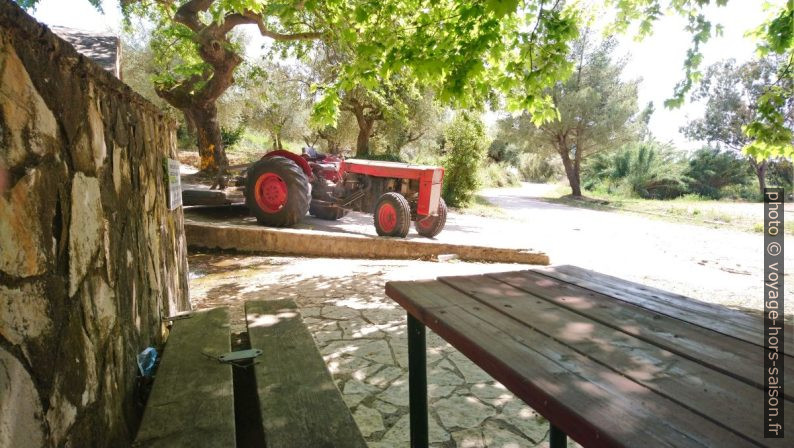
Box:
[187,104,228,172]
[151,0,323,176]
[355,119,374,157]
[343,95,382,158]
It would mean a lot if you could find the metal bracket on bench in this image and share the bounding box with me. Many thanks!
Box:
[218,349,263,364]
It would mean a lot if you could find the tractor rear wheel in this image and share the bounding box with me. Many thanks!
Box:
[373,192,411,237]
[245,156,310,227]
[310,203,348,220]
[415,198,447,238]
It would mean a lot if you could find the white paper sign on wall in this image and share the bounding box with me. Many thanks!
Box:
[166,158,182,210]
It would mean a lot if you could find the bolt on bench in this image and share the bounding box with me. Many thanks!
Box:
[133,299,367,448]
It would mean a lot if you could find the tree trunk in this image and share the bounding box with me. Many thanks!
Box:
[558,146,582,197]
[189,103,228,174]
[182,109,197,141]
[270,133,284,151]
[356,120,373,157]
[752,158,767,198]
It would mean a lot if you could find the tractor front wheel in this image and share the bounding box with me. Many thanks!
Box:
[373,192,411,237]
[415,198,447,238]
[245,156,310,227]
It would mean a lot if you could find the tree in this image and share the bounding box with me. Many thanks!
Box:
[124,1,581,173]
[682,58,792,195]
[340,81,441,157]
[507,35,639,196]
[340,87,385,157]
[25,1,582,177]
[608,0,794,160]
[379,90,443,156]
[238,63,311,151]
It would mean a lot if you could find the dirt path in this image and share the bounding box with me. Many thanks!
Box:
[275,183,790,316]
[477,183,792,317]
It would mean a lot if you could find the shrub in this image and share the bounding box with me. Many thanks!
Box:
[767,158,794,190]
[685,148,750,199]
[487,140,521,164]
[583,141,689,199]
[517,153,560,182]
[479,161,522,188]
[441,112,488,207]
[221,126,245,149]
[626,143,689,199]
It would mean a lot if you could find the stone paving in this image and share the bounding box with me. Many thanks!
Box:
[188,253,577,448]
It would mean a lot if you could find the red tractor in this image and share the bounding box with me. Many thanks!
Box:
[240,148,447,238]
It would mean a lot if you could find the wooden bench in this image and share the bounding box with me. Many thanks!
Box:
[246,300,367,448]
[134,300,366,447]
[134,307,236,447]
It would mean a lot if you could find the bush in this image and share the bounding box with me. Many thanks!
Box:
[479,161,521,188]
[487,140,521,164]
[517,153,560,182]
[441,112,488,207]
[221,126,245,149]
[583,141,689,199]
[767,158,794,190]
[685,148,750,199]
[626,144,689,199]
[721,184,762,201]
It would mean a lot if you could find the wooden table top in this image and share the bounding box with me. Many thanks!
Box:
[385,265,793,448]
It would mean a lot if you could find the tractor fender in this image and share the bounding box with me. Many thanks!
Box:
[261,150,314,181]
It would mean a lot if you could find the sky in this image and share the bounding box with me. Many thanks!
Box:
[29,0,780,151]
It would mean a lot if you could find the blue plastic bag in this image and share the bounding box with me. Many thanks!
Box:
[137,347,158,377]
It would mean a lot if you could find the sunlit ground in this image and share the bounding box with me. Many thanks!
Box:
[188,253,580,447]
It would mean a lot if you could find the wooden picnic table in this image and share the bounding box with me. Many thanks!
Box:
[385,265,793,448]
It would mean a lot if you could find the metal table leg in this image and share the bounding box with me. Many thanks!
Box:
[407,313,428,448]
[550,424,567,448]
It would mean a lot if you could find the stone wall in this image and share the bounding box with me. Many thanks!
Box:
[0,1,190,447]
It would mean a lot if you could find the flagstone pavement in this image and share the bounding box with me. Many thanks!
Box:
[188,253,580,448]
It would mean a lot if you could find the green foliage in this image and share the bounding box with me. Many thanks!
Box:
[220,126,245,149]
[685,148,751,199]
[441,112,488,207]
[608,0,794,160]
[683,57,793,181]
[767,158,794,190]
[479,161,521,188]
[516,153,560,182]
[236,62,312,149]
[500,33,640,195]
[584,141,689,199]
[120,0,582,132]
[487,140,521,165]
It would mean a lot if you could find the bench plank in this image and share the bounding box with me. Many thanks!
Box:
[386,280,757,448]
[134,307,235,447]
[245,300,367,448]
